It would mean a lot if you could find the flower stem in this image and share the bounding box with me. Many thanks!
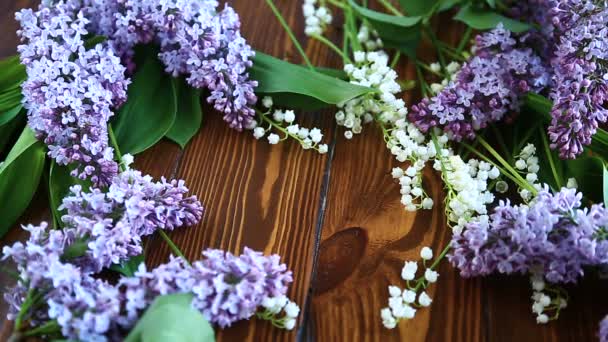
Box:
[390,52,401,69]
[157,230,189,265]
[312,34,352,63]
[108,124,126,172]
[265,0,314,70]
[459,141,528,189]
[477,136,537,194]
[377,0,403,16]
[327,0,346,9]
[423,26,447,72]
[13,289,34,331]
[22,320,60,337]
[456,27,473,54]
[540,126,562,189]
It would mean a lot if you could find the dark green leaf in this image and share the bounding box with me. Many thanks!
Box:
[0,113,24,154]
[0,105,23,126]
[0,55,26,92]
[166,79,202,149]
[439,0,462,11]
[49,161,91,227]
[113,54,177,155]
[62,239,88,261]
[0,127,45,238]
[110,254,144,277]
[124,293,215,342]
[349,0,422,57]
[251,52,373,110]
[604,163,608,206]
[454,5,531,33]
[565,157,604,203]
[84,35,108,49]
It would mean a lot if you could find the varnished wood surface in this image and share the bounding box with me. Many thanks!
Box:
[1,1,607,341]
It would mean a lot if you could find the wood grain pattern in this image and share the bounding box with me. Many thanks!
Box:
[1,0,607,341]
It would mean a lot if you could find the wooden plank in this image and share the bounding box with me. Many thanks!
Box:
[307,125,485,341]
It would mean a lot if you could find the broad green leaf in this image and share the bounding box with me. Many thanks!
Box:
[166,79,202,149]
[349,0,421,27]
[113,55,177,155]
[251,52,373,110]
[125,293,215,342]
[0,88,23,112]
[315,66,347,80]
[0,55,26,92]
[454,5,531,33]
[0,105,23,126]
[348,0,422,57]
[486,0,496,8]
[439,0,462,11]
[0,127,45,237]
[49,161,91,227]
[604,163,608,206]
[398,0,439,16]
[110,254,144,277]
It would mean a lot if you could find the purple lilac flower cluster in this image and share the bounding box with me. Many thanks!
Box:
[545,0,608,159]
[119,248,293,328]
[449,186,608,284]
[3,222,291,341]
[59,168,203,273]
[16,0,258,187]
[82,0,258,130]
[409,24,550,141]
[16,3,129,186]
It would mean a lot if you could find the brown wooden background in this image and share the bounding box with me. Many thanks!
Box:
[1,1,607,341]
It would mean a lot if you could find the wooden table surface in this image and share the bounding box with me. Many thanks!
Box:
[1,1,607,341]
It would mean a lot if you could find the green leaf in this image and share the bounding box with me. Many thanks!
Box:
[62,240,88,261]
[348,0,422,57]
[349,0,421,27]
[251,52,374,110]
[0,105,23,126]
[0,87,23,112]
[110,254,144,277]
[398,0,439,16]
[604,163,608,206]
[0,127,45,238]
[166,79,203,149]
[124,293,215,342]
[486,0,497,8]
[49,161,91,227]
[439,0,462,11]
[454,5,531,33]
[0,55,26,92]
[84,35,108,49]
[113,54,177,155]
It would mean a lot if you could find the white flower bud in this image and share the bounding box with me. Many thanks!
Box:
[420,247,433,260]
